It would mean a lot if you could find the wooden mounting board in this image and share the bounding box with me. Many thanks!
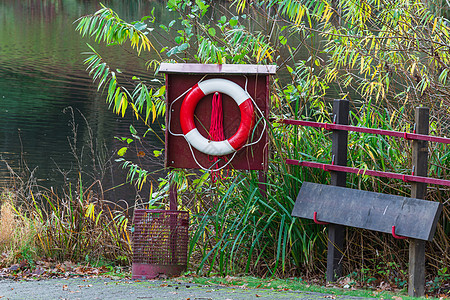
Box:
[291,182,442,241]
[162,73,270,171]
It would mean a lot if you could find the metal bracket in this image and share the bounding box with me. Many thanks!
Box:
[313,211,329,225]
[392,225,408,239]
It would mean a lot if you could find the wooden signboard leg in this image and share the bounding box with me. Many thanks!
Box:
[259,171,267,199]
[169,181,177,211]
[327,99,349,282]
[408,107,429,297]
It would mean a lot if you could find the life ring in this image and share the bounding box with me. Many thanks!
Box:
[180,78,255,156]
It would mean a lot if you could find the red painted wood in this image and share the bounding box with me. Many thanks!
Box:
[286,159,450,187]
[164,74,269,170]
[282,119,450,144]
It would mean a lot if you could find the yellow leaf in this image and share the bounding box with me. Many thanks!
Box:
[264,49,274,62]
[256,46,262,62]
[85,203,95,220]
[121,95,128,117]
[148,182,153,209]
[295,6,305,25]
[389,110,396,126]
[360,56,365,74]
[152,103,157,123]
[410,62,416,75]
[130,103,139,119]
[139,176,146,190]
[321,4,330,23]
[236,0,246,13]
[371,67,378,80]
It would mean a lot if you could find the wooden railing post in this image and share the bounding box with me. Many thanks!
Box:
[408,107,429,297]
[327,99,349,282]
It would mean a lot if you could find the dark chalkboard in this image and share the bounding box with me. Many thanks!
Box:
[292,182,442,241]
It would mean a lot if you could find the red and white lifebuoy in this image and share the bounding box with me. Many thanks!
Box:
[180,78,255,156]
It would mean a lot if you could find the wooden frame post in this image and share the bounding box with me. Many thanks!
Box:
[169,182,177,211]
[327,99,349,282]
[408,107,429,297]
[258,171,267,199]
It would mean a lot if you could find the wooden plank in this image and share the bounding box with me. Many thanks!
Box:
[164,74,269,170]
[169,181,177,211]
[291,182,442,241]
[327,99,349,282]
[408,107,429,297]
[159,63,277,75]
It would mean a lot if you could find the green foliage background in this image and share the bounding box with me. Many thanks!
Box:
[75,0,450,289]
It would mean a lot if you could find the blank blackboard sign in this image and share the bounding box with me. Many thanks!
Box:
[292,182,442,241]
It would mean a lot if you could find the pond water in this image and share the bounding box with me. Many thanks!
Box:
[0,0,328,203]
[0,0,168,201]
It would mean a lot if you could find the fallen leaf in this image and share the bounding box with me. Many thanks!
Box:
[32,267,45,276]
[256,294,261,297]
[9,265,19,271]
[338,277,352,285]
[19,260,28,268]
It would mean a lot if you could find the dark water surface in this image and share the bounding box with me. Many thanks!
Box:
[0,0,167,200]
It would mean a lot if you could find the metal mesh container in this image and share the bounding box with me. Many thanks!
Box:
[132,209,189,279]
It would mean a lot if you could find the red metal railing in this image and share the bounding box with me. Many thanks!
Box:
[282,119,450,187]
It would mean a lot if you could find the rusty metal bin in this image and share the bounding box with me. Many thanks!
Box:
[132,209,189,279]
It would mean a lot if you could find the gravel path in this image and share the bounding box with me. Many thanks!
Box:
[0,278,375,300]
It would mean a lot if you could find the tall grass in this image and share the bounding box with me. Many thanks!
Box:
[0,108,134,268]
[184,99,450,288]
[31,180,131,264]
[0,174,132,267]
[0,190,37,266]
